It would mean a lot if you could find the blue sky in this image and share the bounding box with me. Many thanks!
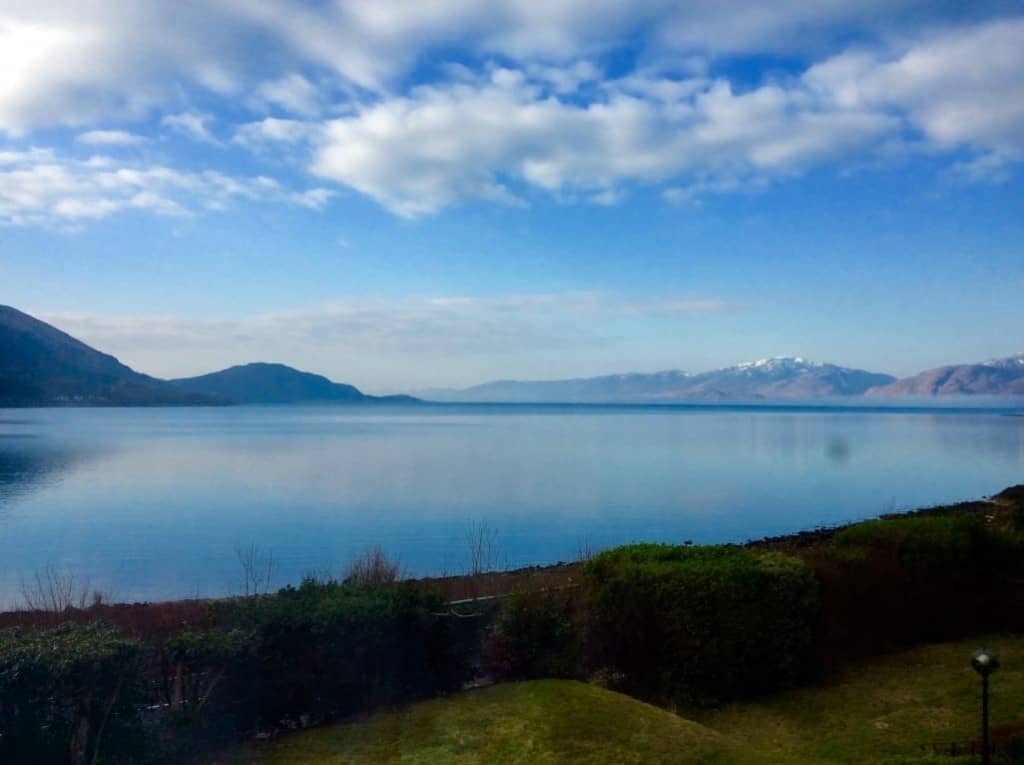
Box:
[1,2,1022,391]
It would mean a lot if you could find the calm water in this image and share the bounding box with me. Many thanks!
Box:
[1,403,1022,605]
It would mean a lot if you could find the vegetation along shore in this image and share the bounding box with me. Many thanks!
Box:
[3,485,1024,764]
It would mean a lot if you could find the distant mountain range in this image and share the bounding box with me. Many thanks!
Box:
[3,304,1023,406]
[0,305,414,406]
[171,363,417,405]
[424,358,897,403]
[866,354,1024,396]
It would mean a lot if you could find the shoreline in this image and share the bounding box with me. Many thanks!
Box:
[3,483,1021,632]
[4,396,1024,412]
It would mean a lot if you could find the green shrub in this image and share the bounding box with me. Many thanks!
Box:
[584,544,819,706]
[0,622,142,765]
[834,515,982,579]
[812,514,1024,657]
[164,626,254,711]
[832,514,1024,588]
[141,626,258,761]
[489,589,581,680]
[216,578,469,726]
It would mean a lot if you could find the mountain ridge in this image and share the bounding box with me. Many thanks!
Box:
[0,304,214,406]
[423,357,897,403]
[171,362,418,405]
[0,306,416,407]
[4,305,1023,405]
[866,353,1024,396]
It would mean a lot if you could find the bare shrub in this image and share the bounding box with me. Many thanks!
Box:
[235,542,275,597]
[21,565,108,614]
[342,546,404,587]
[301,564,337,585]
[575,536,601,564]
[575,535,611,564]
[464,520,501,578]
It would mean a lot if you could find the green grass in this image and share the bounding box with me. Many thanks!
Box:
[227,634,1024,765]
[234,680,745,764]
[696,633,1024,764]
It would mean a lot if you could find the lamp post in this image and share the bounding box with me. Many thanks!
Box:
[971,648,999,765]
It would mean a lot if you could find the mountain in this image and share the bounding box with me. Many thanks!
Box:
[867,353,1024,396]
[424,358,896,403]
[423,370,695,404]
[673,357,895,399]
[0,305,213,406]
[0,306,417,407]
[171,363,419,405]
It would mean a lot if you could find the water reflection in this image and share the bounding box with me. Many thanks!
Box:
[0,442,94,511]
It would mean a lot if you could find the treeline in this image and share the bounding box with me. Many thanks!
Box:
[3,487,1024,764]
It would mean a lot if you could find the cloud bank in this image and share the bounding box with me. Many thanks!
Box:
[0,148,333,226]
[0,2,1021,222]
[42,292,732,388]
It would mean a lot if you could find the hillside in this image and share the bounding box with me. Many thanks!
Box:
[0,305,213,406]
[172,362,418,404]
[868,353,1024,396]
[230,634,1024,764]
[426,358,895,403]
[230,680,746,765]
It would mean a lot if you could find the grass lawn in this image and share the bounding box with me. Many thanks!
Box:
[226,680,745,764]
[696,633,1024,764]
[224,633,1024,765]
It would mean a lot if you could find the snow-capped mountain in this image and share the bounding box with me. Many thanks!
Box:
[670,357,893,399]
[985,352,1024,370]
[735,357,822,371]
[423,358,895,403]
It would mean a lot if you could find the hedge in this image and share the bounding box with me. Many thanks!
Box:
[212,577,470,727]
[0,622,142,765]
[583,544,819,706]
[0,581,475,764]
[488,588,581,680]
[812,514,1024,656]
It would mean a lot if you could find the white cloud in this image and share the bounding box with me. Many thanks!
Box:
[254,73,322,117]
[951,152,1014,185]
[0,6,254,134]
[0,1,1010,133]
[0,146,54,165]
[527,61,602,94]
[1,4,1021,217]
[302,14,1024,216]
[0,149,332,226]
[288,188,335,210]
[162,111,220,144]
[233,118,318,149]
[76,129,145,146]
[311,67,894,216]
[806,17,1024,159]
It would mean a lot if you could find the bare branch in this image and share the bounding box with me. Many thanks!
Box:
[234,542,275,597]
[21,565,97,614]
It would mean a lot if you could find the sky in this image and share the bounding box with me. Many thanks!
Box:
[1,1,1023,392]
